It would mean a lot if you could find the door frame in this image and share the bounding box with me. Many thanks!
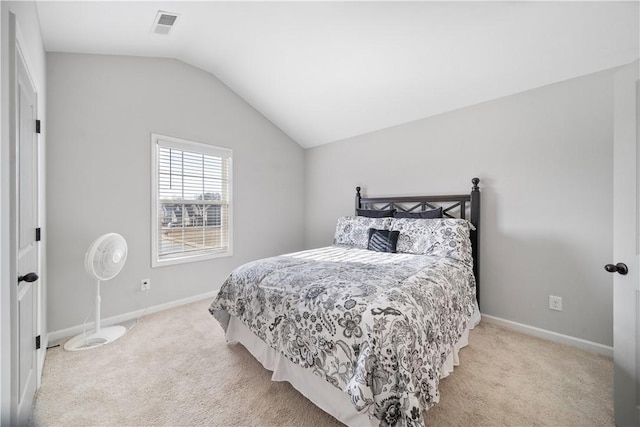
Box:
[612,61,640,427]
[14,19,46,392]
[0,12,44,425]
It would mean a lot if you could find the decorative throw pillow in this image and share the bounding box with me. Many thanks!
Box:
[357,209,396,218]
[367,228,400,253]
[393,207,443,219]
[333,216,392,248]
[390,218,473,264]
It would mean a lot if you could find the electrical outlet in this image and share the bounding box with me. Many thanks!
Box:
[141,279,150,292]
[549,295,562,311]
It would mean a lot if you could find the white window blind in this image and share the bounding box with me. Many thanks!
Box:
[152,134,232,266]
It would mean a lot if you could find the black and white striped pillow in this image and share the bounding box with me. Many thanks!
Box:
[367,228,400,253]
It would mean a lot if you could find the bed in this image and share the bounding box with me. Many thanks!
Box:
[209,178,481,426]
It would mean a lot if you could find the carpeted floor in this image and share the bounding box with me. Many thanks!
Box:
[32,298,613,427]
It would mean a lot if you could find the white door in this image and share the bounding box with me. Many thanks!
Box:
[14,44,39,424]
[611,62,639,427]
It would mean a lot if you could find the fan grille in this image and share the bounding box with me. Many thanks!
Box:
[86,233,128,281]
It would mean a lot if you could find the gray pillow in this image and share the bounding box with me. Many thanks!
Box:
[367,228,400,253]
[393,207,443,219]
[357,209,396,218]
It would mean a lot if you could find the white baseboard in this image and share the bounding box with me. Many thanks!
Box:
[48,295,613,357]
[481,314,613,358]
[47,290,218,345]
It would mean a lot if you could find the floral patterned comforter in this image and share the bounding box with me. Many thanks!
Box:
[209,246,476,426]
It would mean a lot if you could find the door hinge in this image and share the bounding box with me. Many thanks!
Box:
[35,228,41,242]
[35,335,41,350]
[35,120,41,134]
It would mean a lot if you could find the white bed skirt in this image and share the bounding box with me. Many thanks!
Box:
[225,303,481,427]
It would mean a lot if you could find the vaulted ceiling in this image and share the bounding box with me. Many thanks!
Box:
[36,1,639,148]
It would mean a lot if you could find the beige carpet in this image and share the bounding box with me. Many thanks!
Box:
[32,299,613,427]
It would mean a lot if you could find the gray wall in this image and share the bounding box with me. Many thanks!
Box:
[305,67,617,346]
[46,53,305,332]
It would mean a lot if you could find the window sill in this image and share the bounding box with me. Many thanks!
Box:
[152,249,233,268]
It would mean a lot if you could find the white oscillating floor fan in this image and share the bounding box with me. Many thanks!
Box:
[64,233,128,351]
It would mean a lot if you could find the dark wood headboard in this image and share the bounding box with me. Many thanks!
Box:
[355,178,481,308]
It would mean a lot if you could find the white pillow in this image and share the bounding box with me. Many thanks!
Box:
[390,218,473,264]
[333,216,392,249]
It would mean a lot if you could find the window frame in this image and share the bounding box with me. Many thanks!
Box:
[151,133,233,267]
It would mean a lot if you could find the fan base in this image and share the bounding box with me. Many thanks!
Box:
[64,325,127,352]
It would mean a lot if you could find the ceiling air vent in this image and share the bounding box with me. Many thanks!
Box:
[151,11,179,35]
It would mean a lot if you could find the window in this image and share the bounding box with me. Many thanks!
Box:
[151,134,232,266]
